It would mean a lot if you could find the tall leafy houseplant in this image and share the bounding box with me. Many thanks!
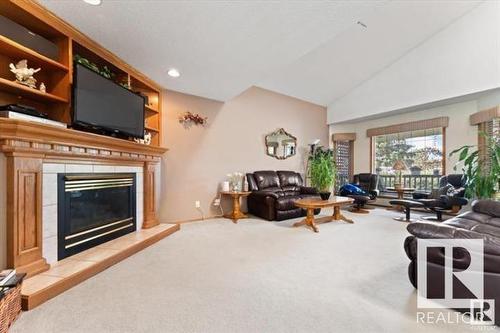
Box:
[450,133,500,199]
[309,147,336,199]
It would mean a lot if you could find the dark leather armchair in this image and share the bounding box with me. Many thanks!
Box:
[404,200,500,325]
[246,170,321,221]
[352,173,379,200]
[413,174,468,214]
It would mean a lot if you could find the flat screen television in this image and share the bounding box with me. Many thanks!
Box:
[73,63,145,138]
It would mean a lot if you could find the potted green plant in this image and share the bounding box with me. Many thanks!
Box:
[450,133,499,199]
[308,146,336,200]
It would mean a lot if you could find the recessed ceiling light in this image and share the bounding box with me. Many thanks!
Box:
[167,68,181,78]
[83,0,102,6]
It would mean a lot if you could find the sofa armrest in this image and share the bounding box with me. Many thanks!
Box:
[300,186,318,195]
[249,191,279,201]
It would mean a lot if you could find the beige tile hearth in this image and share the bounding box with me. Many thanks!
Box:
[70,247,121,262]
[41,260,95,278]
[21,223,180,310]
[21,275,63,296]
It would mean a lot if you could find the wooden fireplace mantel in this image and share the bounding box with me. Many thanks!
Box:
[0,118,167,161]
[0,118,167,277]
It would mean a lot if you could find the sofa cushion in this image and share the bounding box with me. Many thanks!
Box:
[276,208,304,221]
[253,171,281,191]
[277,171,303,193]
[473,200,500,218]
[276,195,302,210]
[277,171,303,186]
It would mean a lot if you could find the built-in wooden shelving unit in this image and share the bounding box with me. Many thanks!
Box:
[0,35,69,72]
[145,104,159,113]
[0,77,68,103]
[0,0,163,147]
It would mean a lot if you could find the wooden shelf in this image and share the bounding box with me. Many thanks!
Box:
[0,77,68,103]
[145,125,159,132]
[145,104,158,113]
[0,34,69,72]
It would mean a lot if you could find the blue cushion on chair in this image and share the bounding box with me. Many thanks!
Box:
[339,184,368,197]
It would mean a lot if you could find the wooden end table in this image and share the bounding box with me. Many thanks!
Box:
[221,191,251,223]
[293,196,355,233]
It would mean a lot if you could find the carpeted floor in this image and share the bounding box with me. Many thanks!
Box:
[12,208,477,333]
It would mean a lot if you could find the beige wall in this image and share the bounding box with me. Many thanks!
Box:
[329,100,479,175]
[160,86,328,223]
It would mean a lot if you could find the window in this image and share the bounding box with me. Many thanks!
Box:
[372,127,445,191]
[479,118,499,173]
[334,140,352,189]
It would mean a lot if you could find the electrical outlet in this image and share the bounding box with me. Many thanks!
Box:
[195,200,201,208]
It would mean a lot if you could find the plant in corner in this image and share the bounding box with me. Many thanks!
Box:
[450,133,499,200]
[308,146,337,200]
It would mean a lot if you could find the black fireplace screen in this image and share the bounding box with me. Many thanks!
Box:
[58,173,136,260]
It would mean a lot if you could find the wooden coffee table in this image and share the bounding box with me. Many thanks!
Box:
[293,196,355,233]
[221,191,251,223]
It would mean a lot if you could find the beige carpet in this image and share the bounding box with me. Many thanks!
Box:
[12,208,478,333]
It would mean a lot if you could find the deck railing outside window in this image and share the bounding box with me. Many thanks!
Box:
[377,174,441,193]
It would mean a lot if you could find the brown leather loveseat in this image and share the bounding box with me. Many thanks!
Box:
[404,200,500,325]
[246,170,321,221]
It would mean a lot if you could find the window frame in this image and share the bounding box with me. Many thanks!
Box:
[370,127,446,176]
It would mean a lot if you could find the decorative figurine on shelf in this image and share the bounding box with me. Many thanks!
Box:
[134,130,152,145]
[39,82,46,93]
[179,111,207,128]
[9,60,41,89]
[144,131,152,145]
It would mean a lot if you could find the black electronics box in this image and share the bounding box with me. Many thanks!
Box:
[0,15,59,61]
[0,104,48,118]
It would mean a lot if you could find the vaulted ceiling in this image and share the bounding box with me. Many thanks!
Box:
[40,0,481,106]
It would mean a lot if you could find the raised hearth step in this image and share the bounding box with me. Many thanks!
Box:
[21,223,180,310]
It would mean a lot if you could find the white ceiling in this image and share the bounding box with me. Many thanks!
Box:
[40,0,480,106]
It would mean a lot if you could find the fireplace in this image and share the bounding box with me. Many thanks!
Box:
[57,173,137,260]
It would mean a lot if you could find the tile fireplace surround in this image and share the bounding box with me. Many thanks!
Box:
[0,118,168,277]
[41,163,152,264]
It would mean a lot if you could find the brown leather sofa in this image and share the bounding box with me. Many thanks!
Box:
[404,200,500,325]
[246,170,321,221]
